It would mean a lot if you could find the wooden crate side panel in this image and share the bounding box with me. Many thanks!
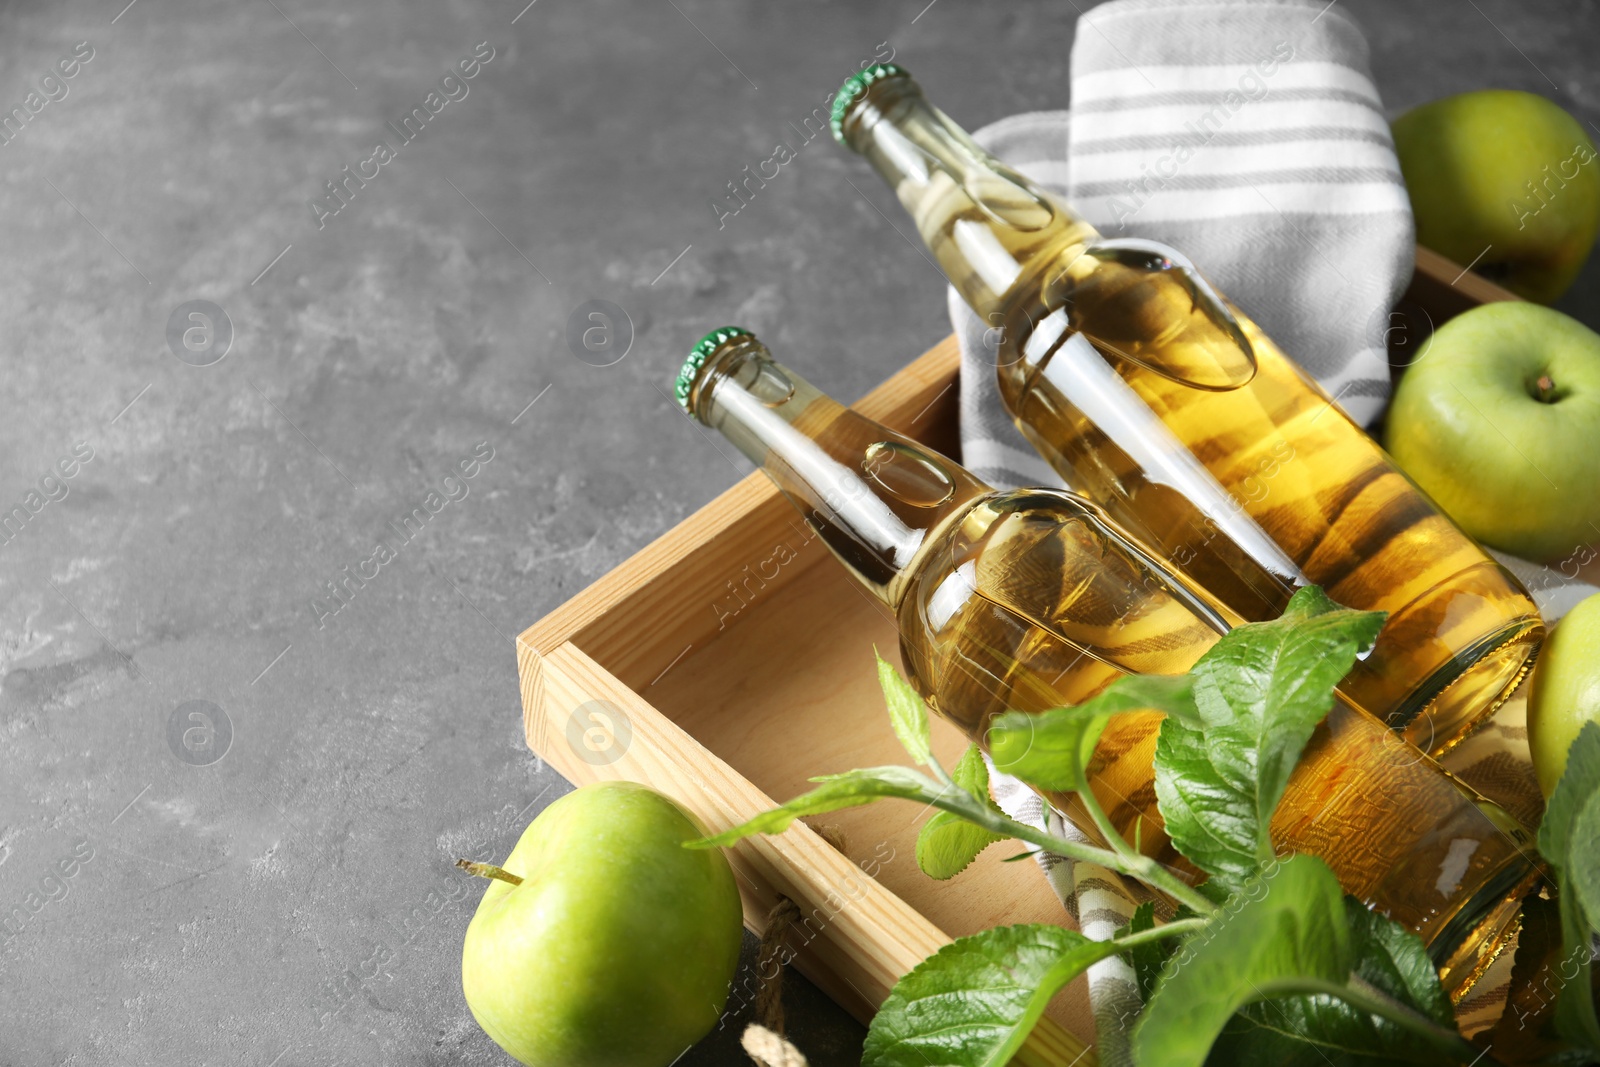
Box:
[559,489,840,692]
[520,639,1091,1066]
[1410,245,1521,320]
[514,337,961,672]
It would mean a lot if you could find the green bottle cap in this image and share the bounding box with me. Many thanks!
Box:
[831,63,909,146]
[676,326,752,419]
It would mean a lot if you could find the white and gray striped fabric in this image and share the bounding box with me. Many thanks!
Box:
[986,770,1146,1067]
[952,0,1413,500]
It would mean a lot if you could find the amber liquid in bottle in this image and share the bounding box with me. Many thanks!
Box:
[681,329,1540,997]
[836,68,1543,755]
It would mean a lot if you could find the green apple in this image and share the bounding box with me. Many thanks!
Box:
[1530,592,1600,796]
[1393,89,1599,304]
[460,782,743,1067]
[1385,301,1600,561]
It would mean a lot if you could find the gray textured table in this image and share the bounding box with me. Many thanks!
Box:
[1,1,1594,1064]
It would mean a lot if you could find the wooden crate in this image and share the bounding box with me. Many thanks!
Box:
[516,336,1096,1064]
[515,248,1571,1064]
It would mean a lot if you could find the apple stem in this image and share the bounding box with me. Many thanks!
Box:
[455,858,523,886]
[1535,374,1559,403]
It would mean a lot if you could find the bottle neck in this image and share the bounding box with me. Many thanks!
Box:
[841,76,1098,322]
[842,76,1260,402]
[689,337,989,607]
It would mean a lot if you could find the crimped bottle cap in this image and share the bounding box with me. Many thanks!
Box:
[831,63,909,146]
[675,326,752,419]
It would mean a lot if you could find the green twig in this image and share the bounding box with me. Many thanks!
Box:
[1013,818,1216,918]
[1073,775,1133,861]
[1114,915,1207,948]
[919,783,1216,917]
[1071,778,1216,916]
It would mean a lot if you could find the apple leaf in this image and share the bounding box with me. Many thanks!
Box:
[1153,587,1385,889]
[1568,791,1600,944]
[988,674,1198,792]
[686,766,938,849]
[863,923,1125,1067]
[916,745,1006,880]
[1209,898,1458,1066]
[1133,855,1352,1067]
[950,742,992,798]
[1343,904,1456,1035]
[877,651,933,769]
[1115,901,1166,1003]
[915,812,1000,881]
[1544,721,1600,929]
[1536,720,1600,1054]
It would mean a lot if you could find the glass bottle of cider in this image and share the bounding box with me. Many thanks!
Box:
[676,326,1540,998]
[830,64,1543,756]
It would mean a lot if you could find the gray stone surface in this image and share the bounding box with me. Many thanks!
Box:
[0,1,1592,1064]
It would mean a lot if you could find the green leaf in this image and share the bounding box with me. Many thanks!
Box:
[1115,901,1165,1003]
[1553,885,1600,1062]
[1569,790,1600,939]
[916,746,1005,880]
[1210,899,1458,1066]
[686,766,938,849]
[1153,586,1385,888]
[949,742,991,800]
[877,650,933,768]
[1343,903,1454,1032]
[1133,855,1352,1067]
[988,673,1198,792]
[1538,720,1600,875]
[863,924,1123,1067]
[917,813,1005,880]
[1537,721,1600,1055]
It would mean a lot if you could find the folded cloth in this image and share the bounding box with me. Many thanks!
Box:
[954,0,1596,1050]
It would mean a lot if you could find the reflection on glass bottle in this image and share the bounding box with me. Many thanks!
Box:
[1475,888,1600,1063]
[677,326,1541,998]
[831,64,1543,755]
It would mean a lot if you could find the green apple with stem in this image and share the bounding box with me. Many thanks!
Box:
[1385,301,1600,561]
[1393,89,1599,304]
[1530,592,1600,797]
[460,781,743,1067]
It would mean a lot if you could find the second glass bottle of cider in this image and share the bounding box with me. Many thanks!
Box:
[829,64,1543,754]
[676,326,1539,999]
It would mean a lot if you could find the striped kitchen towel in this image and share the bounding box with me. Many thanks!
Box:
[986,768,1147,1067]
[952,0,1413,498]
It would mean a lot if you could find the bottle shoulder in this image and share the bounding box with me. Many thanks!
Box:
[902,488,1214,623]
[896,484,1229,684]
